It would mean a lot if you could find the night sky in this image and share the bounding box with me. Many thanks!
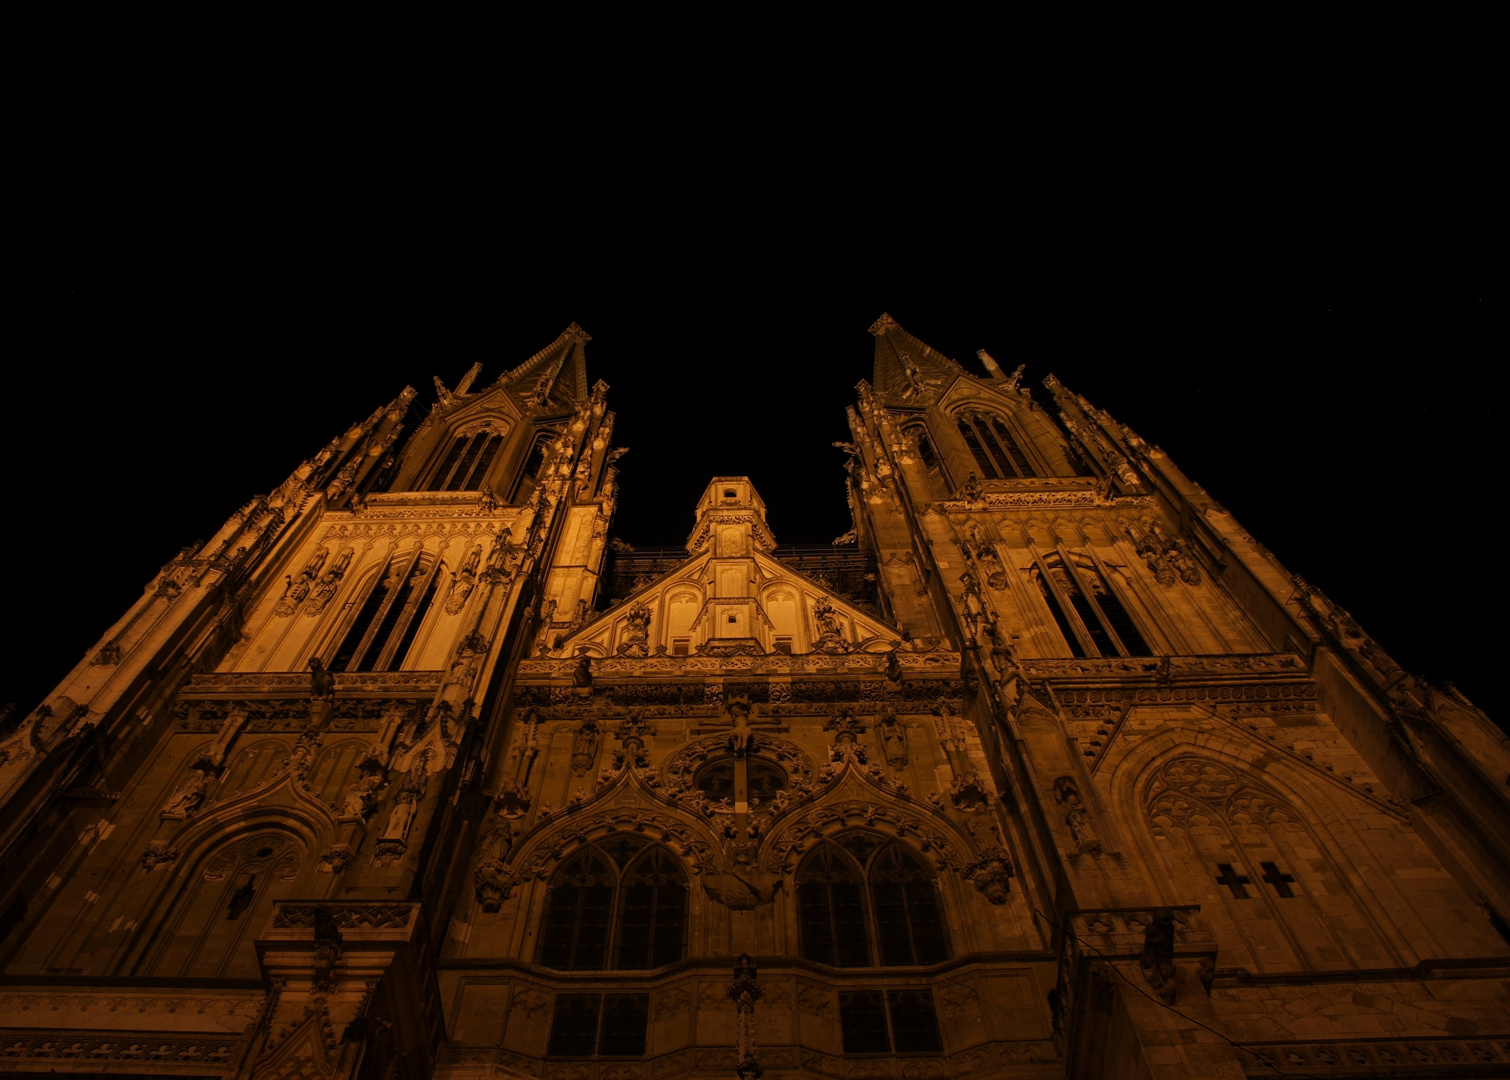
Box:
[9,192,1501,726]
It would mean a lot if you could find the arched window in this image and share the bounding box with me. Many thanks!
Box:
[428,430,504,491]
[798,838,948,967]
[330,552,443,672]
[956,411,1036,479]
[511,433,553,503]
[1030,551,1151,658]
[537,839,688,971]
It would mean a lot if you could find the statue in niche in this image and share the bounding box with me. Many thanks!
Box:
[571,718,601,776]
[341,770,384,819]
[877,707,908,767]
[811,599,851,654]
[275,548,327,617]
[1054,775,1103,855]
[304,548,353,615]
[616,602,652,657]
[976,543,1009,589]
[444,544,482,615]
[161,767,209,819]
[375,752,431,863]
[959,472,983,503]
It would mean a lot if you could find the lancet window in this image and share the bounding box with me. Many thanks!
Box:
[329,552,443,672]
[1029,551,1150,658]
[511,433,553,503]
[537,839,687,971]
[955,410,1036,479]
[797,837,949,968]
[428,428,504,491]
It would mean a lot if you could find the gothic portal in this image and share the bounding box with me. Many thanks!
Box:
[2,318,1508,1079]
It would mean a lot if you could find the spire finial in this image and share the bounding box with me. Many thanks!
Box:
[868,312,898,337]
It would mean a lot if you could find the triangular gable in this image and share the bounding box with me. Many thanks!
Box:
[553,548,902,659]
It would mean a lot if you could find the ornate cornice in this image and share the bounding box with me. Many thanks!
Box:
[516,650,959,681]
[180,671,443,699]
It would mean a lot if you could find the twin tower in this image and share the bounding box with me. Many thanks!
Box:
[1,317,1508,1079]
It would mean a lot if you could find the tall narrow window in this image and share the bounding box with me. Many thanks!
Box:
[429,431,505,491]
[799,839,948,968]
[330,553,442,673]
[956,412,1037,479]
[798,846,872,967]
[615,848,687,969]
[1081,563,1151,655]
[538,850,614,971]
[512,434,552,502]
[869,844,948,965]
[428,436,470,491]
[537,840,688,972]
[1033,552,1151,658]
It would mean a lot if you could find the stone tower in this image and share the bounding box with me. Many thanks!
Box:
[1,317,1508,1078]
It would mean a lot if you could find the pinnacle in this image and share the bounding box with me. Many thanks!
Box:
[564,322,592,342]
[868,312,898,337]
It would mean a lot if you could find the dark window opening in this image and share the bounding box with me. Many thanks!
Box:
[957,413,1037,480]
[538,851,614,970]
[672,638,690,657]
[512,435,553,502]
[887,990,943,1052]
[839,991,891,1054]
[616,849,687,969]
[429,436,469,492]
[869,845,949,965]
[915,432,940,473]
[1085,572,1151,655]
[1030,565,1086,658]
[547,993,650,1058]
[538,841,687,972]
[957,419,1001,479]
[330,554,442,674]
[798,846,872,967]
[774,636,792,654]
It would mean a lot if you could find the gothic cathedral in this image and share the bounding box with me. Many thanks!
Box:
[2,317,1508,1080]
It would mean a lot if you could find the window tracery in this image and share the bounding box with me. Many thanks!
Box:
[797,838,949,968]
[955,410,1036,479]
[329,552,443,673]
[1029,551,1150,657]
[536,838,688,971]
[427,422,508,492]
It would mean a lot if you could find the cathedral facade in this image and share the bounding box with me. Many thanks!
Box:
[2,317,1508,1079]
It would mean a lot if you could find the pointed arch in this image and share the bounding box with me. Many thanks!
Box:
[534,833,690,972]
[328,549,443,672]
[796,833,950,968]
[1132,749,1404,972]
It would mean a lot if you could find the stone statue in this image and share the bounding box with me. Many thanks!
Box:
[571,719,600,775]
[812,599,851,654]
[309,656,335,700]
[161,767,208,818]
[726,696,754,757]
[878,708,908,767]
[616,602,652,657]
[444,544,482,615]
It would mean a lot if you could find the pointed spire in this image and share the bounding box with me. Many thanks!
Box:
[454,362,484,396]
[866,313,964,401]
[493,323,592,406]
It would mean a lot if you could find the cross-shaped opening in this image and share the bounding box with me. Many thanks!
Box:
[1260,861,1296,898]
[1215,863,1251,899]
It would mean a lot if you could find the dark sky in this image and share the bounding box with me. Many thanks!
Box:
[8,157,1502,726]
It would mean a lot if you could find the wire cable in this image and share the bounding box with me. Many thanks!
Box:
[1034,908,1324,1079]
